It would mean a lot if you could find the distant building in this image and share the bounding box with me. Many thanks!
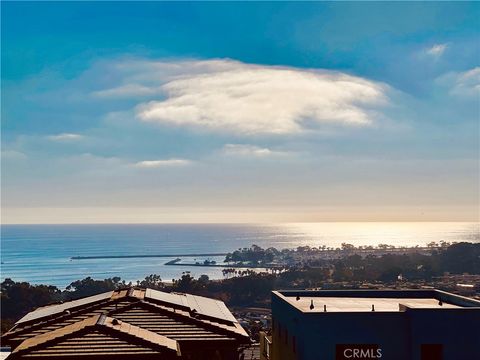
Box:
[2,287,250,359]
[262,289,480,360]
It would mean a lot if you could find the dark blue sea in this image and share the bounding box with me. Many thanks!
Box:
[1,223,478,288]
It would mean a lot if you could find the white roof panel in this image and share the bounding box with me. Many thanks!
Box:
[17,291,114,324]
[186,294,237,323]
[145,289,237,323]
[145,289,189,308]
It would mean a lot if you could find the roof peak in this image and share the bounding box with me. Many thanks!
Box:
[13,287,241,330]
[12,314,180,357]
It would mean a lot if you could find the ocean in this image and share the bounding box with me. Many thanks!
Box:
[1,222,478,288]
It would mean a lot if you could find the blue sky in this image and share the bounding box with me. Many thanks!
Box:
[2,2,479,223]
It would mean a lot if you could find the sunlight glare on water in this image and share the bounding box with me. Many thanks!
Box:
[280,222,480,248]
[1,222,478,288]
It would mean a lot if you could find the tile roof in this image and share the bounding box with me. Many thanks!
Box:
[15,291,114,324]
[3,287,250,359]
[102,315,180,353]
[12,315,101,354]
[11,315,180,359]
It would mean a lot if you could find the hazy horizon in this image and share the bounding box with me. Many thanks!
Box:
[2,2,479,224]
[2,214,479,226]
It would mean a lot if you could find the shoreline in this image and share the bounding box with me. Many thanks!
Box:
[70,247,435,261]
[165,262,282,269]
[70,252,228,260]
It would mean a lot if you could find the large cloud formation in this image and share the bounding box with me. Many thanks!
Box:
[97,59,389,135]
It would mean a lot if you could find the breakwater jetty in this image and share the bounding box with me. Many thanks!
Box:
[71,253,228,260]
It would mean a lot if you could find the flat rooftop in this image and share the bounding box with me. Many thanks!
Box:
[274,289,480,313]
[283,296,459,312]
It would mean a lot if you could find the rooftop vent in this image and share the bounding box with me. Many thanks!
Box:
[112,318,121,325]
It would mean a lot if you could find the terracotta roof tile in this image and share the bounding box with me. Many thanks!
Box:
[4,287,250,358]
[12,315,101,354]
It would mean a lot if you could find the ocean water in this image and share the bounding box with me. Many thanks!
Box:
[1,222,478,288]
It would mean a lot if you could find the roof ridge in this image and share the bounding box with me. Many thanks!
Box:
[12,314,181,357]
[2,297,133,340]
[102,316,180,355]
[12,315,101,355]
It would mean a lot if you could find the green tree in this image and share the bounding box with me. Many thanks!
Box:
[64,276,128,300]
[1,279,61,335]
[138,274,163,290]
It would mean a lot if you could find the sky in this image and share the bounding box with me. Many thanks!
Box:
[1,2,479,224]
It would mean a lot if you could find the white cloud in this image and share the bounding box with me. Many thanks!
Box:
[87,59,389,136]
[222,144,287,157]
[436,67,480,98]
[92,84,157,98]
[1,150,27,160]
[426,43,448,57]
[450,67,480,97]
[135,60,388,135]
[134,159,192,168]
[47,133,84,141]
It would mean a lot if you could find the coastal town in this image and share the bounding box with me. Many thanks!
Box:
[3,242,479,358]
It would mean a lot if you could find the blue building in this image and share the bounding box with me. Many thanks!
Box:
[264,289,480,360]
